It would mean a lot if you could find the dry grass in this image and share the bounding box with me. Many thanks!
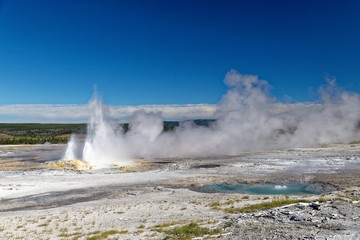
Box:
[224,199,310,213]
[164,222,221,240]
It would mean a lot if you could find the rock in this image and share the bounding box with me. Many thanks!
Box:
[289,215,302,221]
[296,204,306,210]
[281,210,293,215]
[309,202,320,210]
[155,186,164,191]
[170,164,180,170]
[336,226,347,231]
[254,212,264,217]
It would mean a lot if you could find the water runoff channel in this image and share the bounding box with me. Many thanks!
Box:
[196,183,325,195]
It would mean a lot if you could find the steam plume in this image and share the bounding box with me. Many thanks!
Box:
[64,70,360,166]
[82,94,130,167]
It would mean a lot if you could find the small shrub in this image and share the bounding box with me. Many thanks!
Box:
[317,197,328,203]
[38,223,49,227]
[224,200,235,205]
[209,201,221,210]
[223,221,233,229]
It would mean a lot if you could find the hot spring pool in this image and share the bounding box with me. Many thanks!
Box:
[200,183,324,195]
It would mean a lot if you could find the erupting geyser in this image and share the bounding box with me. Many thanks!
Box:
[82,93,130,167]
[62,134,79,160]
[63,93,131,168]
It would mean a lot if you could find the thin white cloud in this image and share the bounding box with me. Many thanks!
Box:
[0,104,217,123]
[0,102,321,123]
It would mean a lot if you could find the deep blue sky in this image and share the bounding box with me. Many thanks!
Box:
[0,0,359,105]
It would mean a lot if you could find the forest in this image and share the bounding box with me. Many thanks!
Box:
[0,120,214,144]
[0,123,86,144]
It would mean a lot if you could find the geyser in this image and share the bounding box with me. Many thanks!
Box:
[62,134,79,160]
[82,93,130,167]
[64,70,360,166]
[63,93,131,167]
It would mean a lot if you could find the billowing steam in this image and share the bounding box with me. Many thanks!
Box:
[64,70,360,167]
[82,95,130,167]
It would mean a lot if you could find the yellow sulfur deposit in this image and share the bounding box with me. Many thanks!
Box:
[45,159,93,170]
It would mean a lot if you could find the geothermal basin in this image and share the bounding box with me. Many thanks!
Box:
[1,82,360,239]
[0,143,360,239]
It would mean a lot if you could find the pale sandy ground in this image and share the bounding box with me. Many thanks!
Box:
[0,144,359,239]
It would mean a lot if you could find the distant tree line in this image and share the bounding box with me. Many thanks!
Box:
[0,123,86,145]
[0,136,68,145]
[0,123,86,137]
[0,120,215,145]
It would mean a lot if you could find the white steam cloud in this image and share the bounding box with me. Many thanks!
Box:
[82,96,130,167]
[66,70,360,166]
